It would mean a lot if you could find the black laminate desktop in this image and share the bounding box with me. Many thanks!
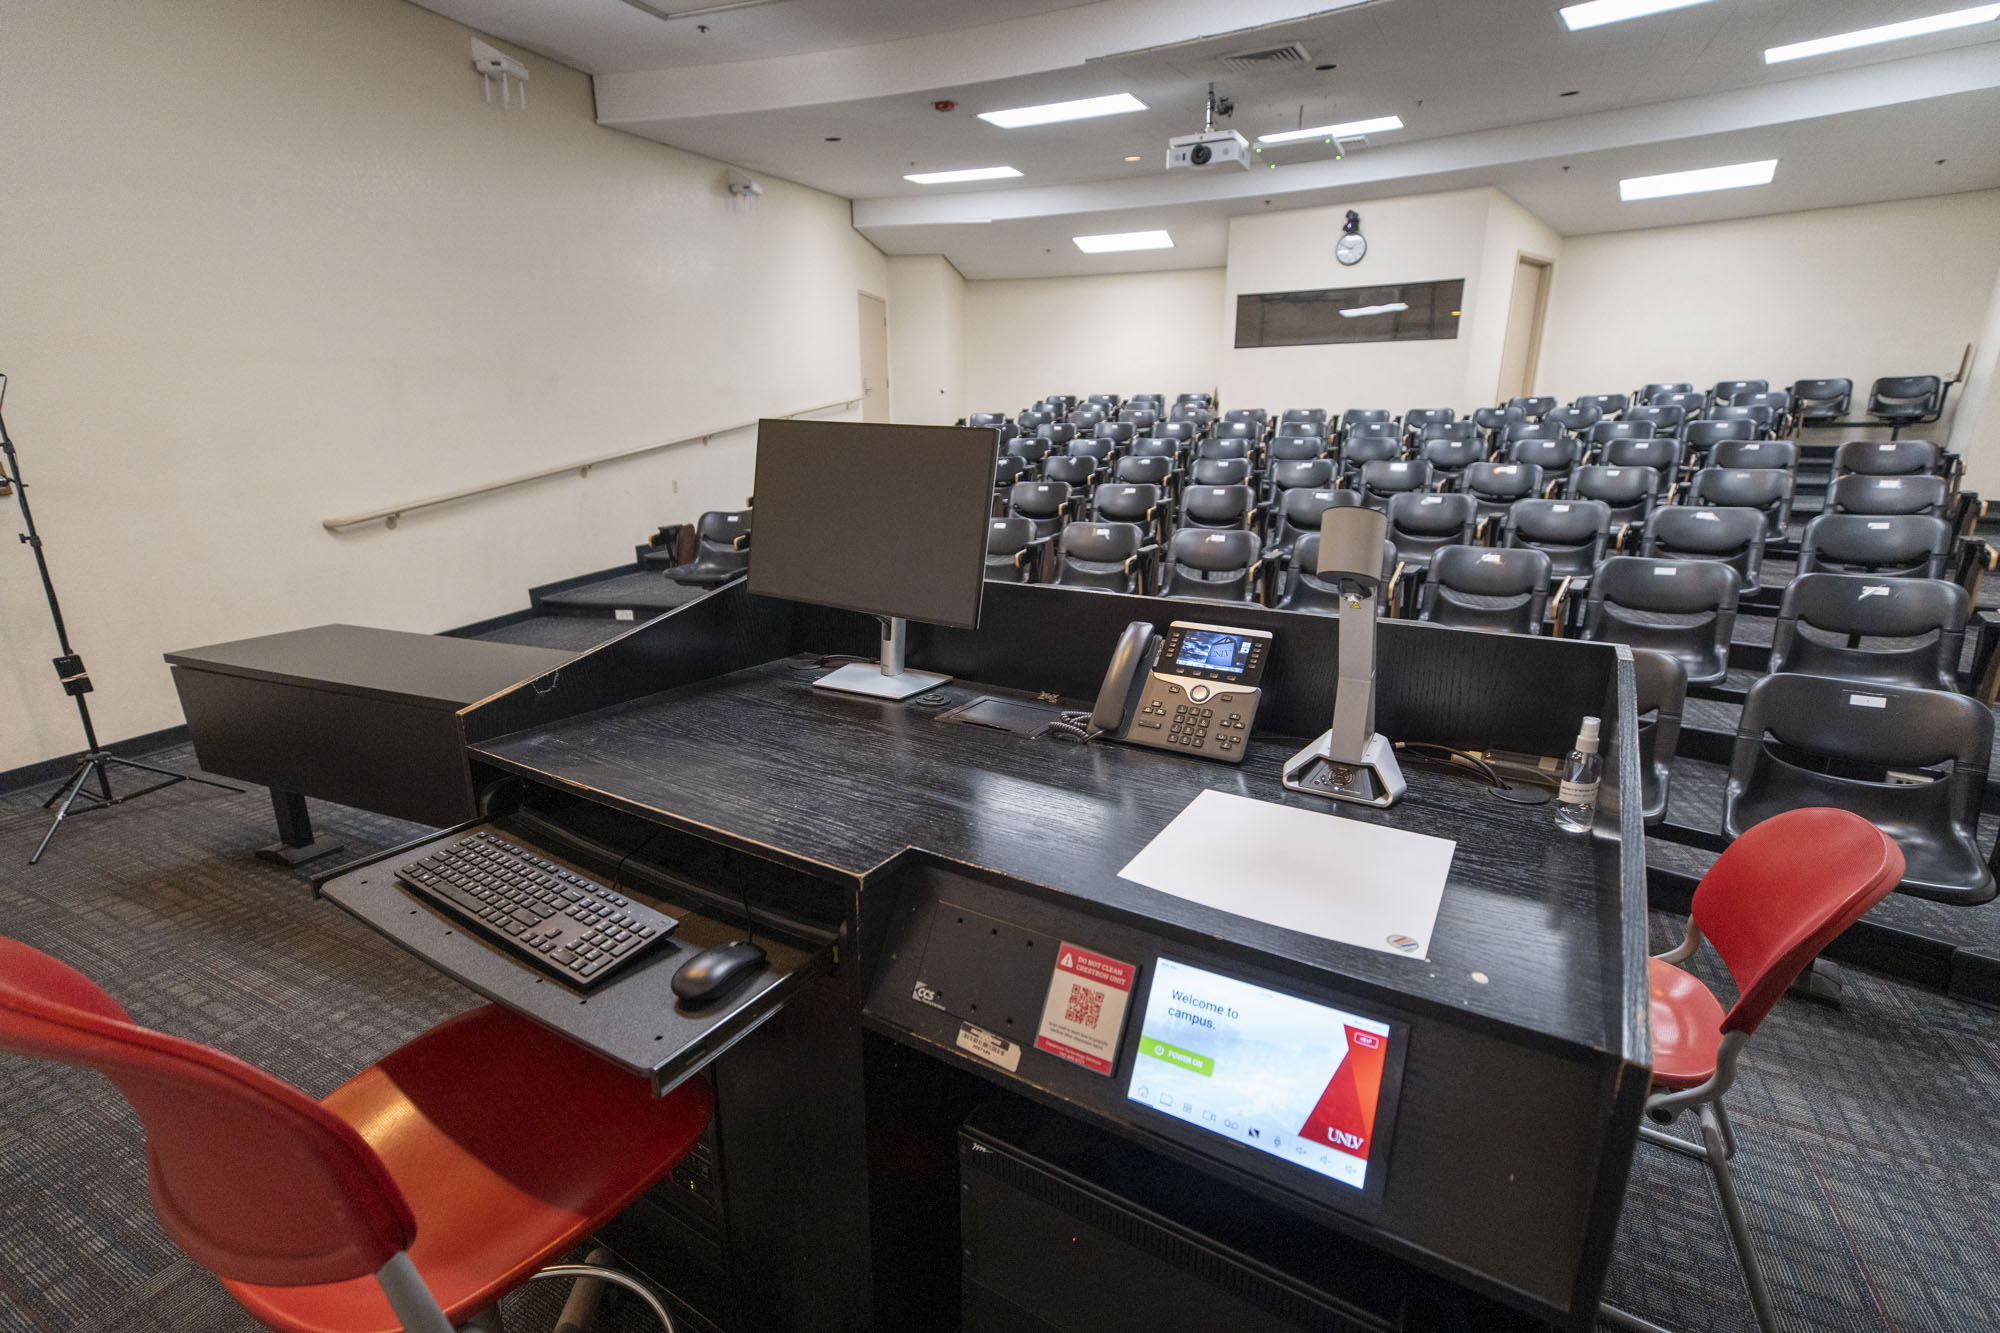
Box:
[473,659,1630,1053]
[318,581,1648,1333]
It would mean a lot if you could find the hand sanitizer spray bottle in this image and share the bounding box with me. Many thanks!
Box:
[1555,716,1601,833]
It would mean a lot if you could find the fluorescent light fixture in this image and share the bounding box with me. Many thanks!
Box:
[1620,158,1776,200]
[978,92,1146,129]
[1559,0,1718,31]
[1073,230,1173,254]
[1763,4,2000,62]
[1340,302,1409,318]
[902,165,1022,185]
[1256,115,1404,145]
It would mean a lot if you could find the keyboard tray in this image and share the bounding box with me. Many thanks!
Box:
[317,821,834,1095]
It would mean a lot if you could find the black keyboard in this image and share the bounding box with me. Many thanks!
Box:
[394,832,677,989]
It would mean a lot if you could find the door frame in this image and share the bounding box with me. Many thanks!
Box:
[858,289,889,422]
[1498,252,1555,403]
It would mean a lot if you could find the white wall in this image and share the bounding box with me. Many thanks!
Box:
[962,268,1225,412]
[887,254,966,424]
[1222,188,1541,415]
[1536,191,2000,427]
[0,0,885,772]
[1467,192,1565,406]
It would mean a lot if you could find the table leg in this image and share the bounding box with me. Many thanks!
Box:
[254,789,347,867]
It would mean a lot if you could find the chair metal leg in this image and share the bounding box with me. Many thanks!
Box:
[1599,1303,1680,1333]
[1712,1099,1739,1162]
[1701,1104,1777,1333]
[375,1252,456,1333]
[1639,1121,1706,1160]
[526,1263,676,1333]
[458,1305,505,1333]
[554,1246,613,1333]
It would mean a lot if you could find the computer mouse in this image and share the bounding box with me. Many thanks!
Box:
[671,939,767,1006]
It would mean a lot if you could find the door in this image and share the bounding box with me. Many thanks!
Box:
[1496,256,1552,403]
[859,292,889,422]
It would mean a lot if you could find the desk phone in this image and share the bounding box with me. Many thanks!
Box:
[1090,620,1271,763]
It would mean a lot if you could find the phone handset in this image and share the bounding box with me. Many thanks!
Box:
[1090,621,1158,738]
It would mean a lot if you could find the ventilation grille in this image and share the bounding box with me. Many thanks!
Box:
[1218,42,1311,73]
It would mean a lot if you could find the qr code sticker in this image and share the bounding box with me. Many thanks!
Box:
[1065,984,1103,1029]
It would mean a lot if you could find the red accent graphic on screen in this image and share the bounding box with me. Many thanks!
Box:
[1296,1027,1389,1159]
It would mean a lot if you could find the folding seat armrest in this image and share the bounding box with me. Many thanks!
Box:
[731,533,752,550]
[1386,562,1405,618]
[1549,576,1573,637]
[1130,544,1162,595]
[1613,522,1632,553]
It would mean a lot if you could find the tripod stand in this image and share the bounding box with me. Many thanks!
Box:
[0,375,240,864]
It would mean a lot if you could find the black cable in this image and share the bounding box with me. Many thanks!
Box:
[609,822,671,896]
[1394,741,1551,805]
[784,653,874,679]
[1042,710,1099,743]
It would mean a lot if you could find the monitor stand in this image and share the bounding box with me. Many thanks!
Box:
[814,616,951,701]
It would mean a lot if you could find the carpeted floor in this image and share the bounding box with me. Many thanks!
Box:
[2,743,1997,1332]
[0,747,674,1333]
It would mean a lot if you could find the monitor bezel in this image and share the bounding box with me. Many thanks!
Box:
[746,419,998,632]
[1119,954,1413,1218]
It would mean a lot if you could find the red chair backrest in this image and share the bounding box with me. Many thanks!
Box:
[0,937,416,1286]
[1691,809,1904,1034]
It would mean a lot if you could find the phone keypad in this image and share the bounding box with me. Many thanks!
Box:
[1119,631,1264,766]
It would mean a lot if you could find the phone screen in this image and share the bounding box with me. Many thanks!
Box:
[1174,630,1253,675]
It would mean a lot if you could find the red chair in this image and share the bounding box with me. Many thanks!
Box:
[1605,808,1903,1333]
[0,936,711,1333]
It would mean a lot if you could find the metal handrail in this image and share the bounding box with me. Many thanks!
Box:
[321,396,862,532]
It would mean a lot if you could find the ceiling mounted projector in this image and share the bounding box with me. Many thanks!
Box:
[1167,130,1250,171]
[1168,83,1248,172]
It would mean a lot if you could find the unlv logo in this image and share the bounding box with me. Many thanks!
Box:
[1324,1127,1366,1152]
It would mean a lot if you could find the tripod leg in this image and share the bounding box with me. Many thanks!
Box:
[39,758,94,811]
[102,753,243,793]
[31,760,99,864]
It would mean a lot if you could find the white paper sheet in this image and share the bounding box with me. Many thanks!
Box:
[1118,790,1455,960]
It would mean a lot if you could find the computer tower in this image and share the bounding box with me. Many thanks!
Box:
[958,1102,1393,1333]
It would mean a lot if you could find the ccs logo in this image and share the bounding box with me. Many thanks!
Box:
[911,983,940,1006]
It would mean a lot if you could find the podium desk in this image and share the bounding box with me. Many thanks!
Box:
[326,582,1650,1332]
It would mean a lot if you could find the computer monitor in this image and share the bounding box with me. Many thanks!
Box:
[748,418,999,700]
